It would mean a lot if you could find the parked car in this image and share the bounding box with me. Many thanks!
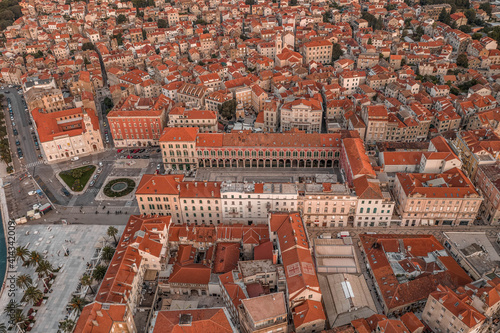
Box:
[28,191,36,196]
[89,180,95,187]
[15,140,20,146]
[61,187,70,197]
[13,129,18,136]
[117,149,123,153]
[70,156,79,161]
[156,148,161,153]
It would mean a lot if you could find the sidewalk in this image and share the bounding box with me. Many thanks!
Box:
[29,205,139,225]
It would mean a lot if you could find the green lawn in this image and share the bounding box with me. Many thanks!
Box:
[59,165,96,192]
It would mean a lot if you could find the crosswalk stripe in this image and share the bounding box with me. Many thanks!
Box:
[25,160,46,168]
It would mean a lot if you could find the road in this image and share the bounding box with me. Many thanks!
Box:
[1,86,40,173]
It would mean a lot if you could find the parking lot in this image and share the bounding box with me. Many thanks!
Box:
[116,147,162,161]
[3,173,49,221]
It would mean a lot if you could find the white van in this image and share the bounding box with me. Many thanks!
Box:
[337,231,350,238]
[70,156,80,161]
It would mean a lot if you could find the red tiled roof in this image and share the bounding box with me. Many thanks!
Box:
[292,300,326,329]
[353,176,383,200]
[396,168,479,199]
[213,242,240,274]
[381,151,422,166]
[168,263,211,285]
[179,181,220,198]
[360,234,472,313]
[74,302,128,333]
[273,212,320,300]
[31,107,100,143]
[96,215,171,304]
[152,308,235,333]
[254,241,273,261]
[343,138,375,178]
[136,174,184,195]
[160,127,199,142]
[430,285,486,328]
[400,312,425,333]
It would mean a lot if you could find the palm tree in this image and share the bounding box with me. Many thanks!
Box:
[12,309,26,325]
[15,246,30,265]
[101,246,115,262]
[26,251,42,268]
[107,226,119,245]
[3,300,21,315]
[69,296,87,314]
[3,300,21,313]
[59,319,75,333]
[22,286,43,306]
[92,265,108,282]
[35,259,54,278]
[16,274,33,290]
[80,274,94,294]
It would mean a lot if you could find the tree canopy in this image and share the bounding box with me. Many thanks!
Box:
[116,14,127,24]
[464,9,476,24]
[459,25,471,33]
[456,53,468,68]
[438,8,451,25]
[158,18,167,28]
[82,42,95,51]
[332,43,343,62]
[479,2,492,16]
[0,0,23,31]
[361,12,383,30]
[219,99,237,120]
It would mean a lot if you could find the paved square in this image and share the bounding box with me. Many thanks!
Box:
[0,224,124,331]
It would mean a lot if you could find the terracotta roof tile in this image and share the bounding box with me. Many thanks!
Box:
[152,308,235,332]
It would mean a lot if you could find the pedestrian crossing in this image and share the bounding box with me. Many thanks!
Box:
[87,188,101,193]
[25,160,46,168]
